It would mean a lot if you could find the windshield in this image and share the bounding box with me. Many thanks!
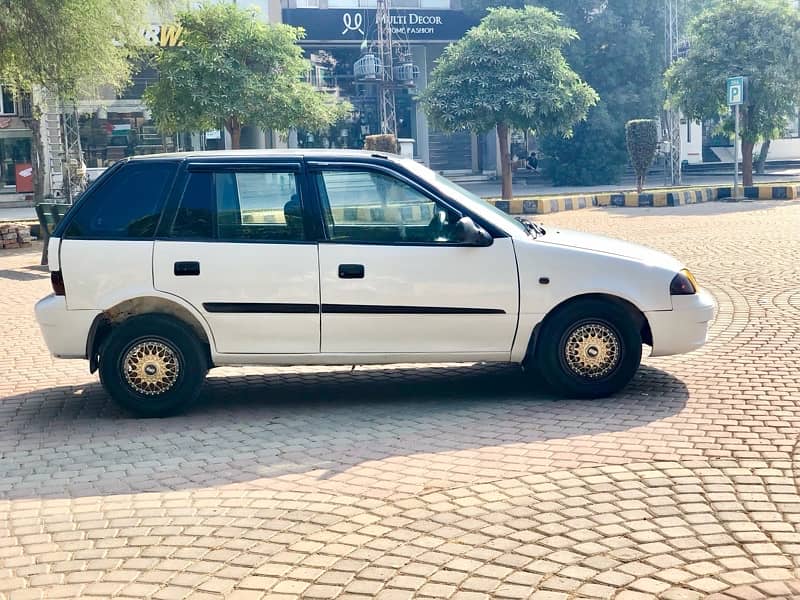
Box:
[401,159,529,237]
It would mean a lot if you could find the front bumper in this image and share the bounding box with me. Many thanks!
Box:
[35,295,100,359]
[645,288,716,357]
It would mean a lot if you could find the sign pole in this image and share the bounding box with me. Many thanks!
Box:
[726,75,746,201]
[734,103,740,200]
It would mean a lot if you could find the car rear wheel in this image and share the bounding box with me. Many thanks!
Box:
[534,299,642,398]
[99,314,207,417]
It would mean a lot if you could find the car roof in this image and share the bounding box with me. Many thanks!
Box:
[129,149,403,162]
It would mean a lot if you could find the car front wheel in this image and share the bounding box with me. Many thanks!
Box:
[534,299,642,398]
[99,314,207,417]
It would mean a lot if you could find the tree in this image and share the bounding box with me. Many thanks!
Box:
[419,6,597,200]
[459,1,665,186]
[626,119,658,193]
[0,0,150,201]
[538,0,665,186]
[665,0,800,186]
[144,3,348,149]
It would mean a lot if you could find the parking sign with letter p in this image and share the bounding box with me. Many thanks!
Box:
[727,76,746,106]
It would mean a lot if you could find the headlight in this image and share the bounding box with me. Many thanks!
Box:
[670,269,698,295]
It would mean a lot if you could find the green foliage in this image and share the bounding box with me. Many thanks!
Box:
[419,6,597,136]
[542,102,628,185]
[144,2,349,146]
[363,134,399,154]
[418,6,597,199]
[665,0,800,183]
[625,119,658,192]
[537,0,665,185]
[0,0,150,98]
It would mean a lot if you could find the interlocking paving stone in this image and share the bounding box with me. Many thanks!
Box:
[2,201,800,598]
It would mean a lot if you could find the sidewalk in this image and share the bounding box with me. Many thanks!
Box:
[2,169,799,222]
[0,206,36,221]
[459,169,800,198]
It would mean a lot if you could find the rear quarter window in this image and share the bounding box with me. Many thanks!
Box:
[64,161,178,239]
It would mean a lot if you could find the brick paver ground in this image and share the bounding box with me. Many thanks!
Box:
[1,200,799,599]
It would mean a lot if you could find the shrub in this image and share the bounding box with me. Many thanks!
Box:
[625,119,658,193]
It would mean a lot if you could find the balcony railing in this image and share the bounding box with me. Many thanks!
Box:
[18,92,33,120]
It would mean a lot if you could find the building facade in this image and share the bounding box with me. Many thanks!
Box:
[281,1,497,173]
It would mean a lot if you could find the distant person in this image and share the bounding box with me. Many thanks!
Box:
[526,151,539,171]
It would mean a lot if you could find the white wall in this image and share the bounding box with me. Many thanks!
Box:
[710,138,800,162]
[755,138,800,160]
[680,119,703,164]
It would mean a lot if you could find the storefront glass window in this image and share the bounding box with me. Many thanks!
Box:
[297,47,415,151]
[0,86,15,115]
[79,111,177,168]
[0,137,32,190]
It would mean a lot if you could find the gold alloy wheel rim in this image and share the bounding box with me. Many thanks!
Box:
[123,340,180,395]
[564,322,621,379]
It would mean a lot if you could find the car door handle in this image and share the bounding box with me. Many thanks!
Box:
[338,264,364,279]
[174,261,200,276]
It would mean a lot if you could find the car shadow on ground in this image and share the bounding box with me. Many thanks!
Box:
[0,267,49,281]
[0,363,689,500]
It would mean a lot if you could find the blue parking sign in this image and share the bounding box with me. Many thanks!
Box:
[727,76,745,106]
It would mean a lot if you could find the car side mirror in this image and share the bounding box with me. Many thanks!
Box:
[454,216,493,247]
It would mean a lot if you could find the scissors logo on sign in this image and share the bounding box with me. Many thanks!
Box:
[342,13,364,35]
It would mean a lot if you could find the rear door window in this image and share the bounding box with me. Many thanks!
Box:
[65,161,177,239]
[169,169,305,242]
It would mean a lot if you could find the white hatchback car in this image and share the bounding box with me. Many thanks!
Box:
[36,150,714,416]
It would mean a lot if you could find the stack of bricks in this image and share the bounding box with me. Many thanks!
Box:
[0,223,33,249]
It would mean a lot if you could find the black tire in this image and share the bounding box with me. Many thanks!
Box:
[533,299,642,398]
[99,314,207,417]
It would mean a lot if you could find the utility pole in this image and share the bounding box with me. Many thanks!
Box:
[664,0,686,186]
[60,101,83,203]
[376,0,397,136]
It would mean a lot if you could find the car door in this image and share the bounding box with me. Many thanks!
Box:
[153,161,320,354]
[311,163,519,357]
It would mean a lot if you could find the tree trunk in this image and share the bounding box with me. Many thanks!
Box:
[497,122,512,201]
[226,117,241,150]
[29,117,46,204]
[756,139,771,175]
[636,174,644,194]
[741,140,754,187]
[27,108,48,265]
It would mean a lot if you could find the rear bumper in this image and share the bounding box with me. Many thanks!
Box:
[645,288,716,357]
[35,295,100,359]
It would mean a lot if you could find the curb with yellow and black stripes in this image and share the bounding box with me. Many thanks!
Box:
[485,182,800,215]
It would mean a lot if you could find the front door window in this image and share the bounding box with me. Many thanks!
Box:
[316,169,459,243]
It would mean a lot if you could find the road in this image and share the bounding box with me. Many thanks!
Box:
[1,200,800,599]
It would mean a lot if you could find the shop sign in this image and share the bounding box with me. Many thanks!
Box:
[142,24,184,47]
[282,8,476,42]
